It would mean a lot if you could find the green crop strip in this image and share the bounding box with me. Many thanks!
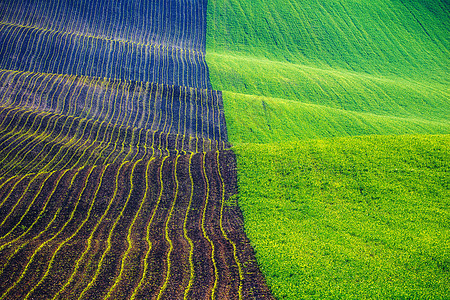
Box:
[183,153,196,299]
[206,0,449,143]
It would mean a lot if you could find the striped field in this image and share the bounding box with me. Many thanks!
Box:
[0,151,273,299]
[0,0,274,299]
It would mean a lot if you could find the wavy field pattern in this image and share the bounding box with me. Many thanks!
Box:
[207,0,449,143]
[0,69,229,177]
[0,0,211,87]
[0,152,272,299]
[0,0,273,299]
[206,0,449,298]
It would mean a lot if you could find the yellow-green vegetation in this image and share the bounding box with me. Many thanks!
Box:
[223,91,449,144]
[206,0,450,298]
[235,135,450,299]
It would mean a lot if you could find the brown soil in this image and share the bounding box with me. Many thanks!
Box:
[0,152,274,299]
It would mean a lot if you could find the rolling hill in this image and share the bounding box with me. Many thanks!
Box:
[0,0,273,299]
[0,0,448,298]
[206,0,449,298]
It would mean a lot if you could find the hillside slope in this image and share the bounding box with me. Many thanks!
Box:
[206,0,450,298]
[207,0,449,143]
[235,135,449,299]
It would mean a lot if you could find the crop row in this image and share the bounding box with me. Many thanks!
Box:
[0,69,227,142]
[0,105,229,178]
[0,0,208,51]
[0,151,273,299]
[0,22,210,88]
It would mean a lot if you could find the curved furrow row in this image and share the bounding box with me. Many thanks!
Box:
[0,67,229,177]
[0,165,98,299]
[104,158,155,300]
[0,69,226,141]
[0,108,228,178]
[0,0,208,51]
[53,163,124,300]
[0,20,209,87]
[130,156,175,299]
[0,152,273,299]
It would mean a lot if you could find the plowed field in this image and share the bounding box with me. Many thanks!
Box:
[0,0,274,299]
[0,151,273,299]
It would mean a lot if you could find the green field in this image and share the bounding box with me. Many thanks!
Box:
[222,90,449,144]
[235,135,449,299]
[207,0,449,142]
[207,0,449,82]
[206,0,450,298]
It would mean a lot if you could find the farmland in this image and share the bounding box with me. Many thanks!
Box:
[206,0,450,298]
[0,0,274,299]
[1,0,449,298]
[0,0,211,88]
[0,151,272,299]
[0,70,229,176]
[234,135,449,298]
[207,0,449,142]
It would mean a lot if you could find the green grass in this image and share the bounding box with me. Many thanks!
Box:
[223,91,450,144]
[206,0,450,298]
[209,53,449,122]
[207,0,449,84]
[234,135,450,299]
[207,0,449,143]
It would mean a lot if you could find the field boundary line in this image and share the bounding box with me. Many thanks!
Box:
[217,151,243,299]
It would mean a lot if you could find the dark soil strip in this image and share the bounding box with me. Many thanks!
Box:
[0,152,274,299]
[185,152,215,299]
[160,154,191,299]
[0,71,227,143]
